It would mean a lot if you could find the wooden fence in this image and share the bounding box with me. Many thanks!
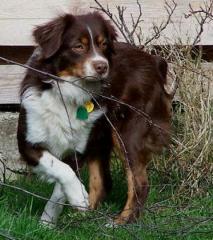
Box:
[0,0,212,105]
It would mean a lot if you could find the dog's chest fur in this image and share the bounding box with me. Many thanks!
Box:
[22,83,104,158]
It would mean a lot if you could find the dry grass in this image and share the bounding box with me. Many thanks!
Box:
[150,46,213,196]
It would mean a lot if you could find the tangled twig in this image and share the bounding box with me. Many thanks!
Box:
[92,0,177,46]
[185,0,213,46]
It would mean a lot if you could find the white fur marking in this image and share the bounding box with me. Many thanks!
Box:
[87,26,98,56]
[22,82,104,157]
[85,26,109,78]
[34,151,89,210]
[40,183,66,226]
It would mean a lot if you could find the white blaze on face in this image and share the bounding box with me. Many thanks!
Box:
[84,26,109,79]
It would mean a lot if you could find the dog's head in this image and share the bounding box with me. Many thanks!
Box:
[33,12,117,81]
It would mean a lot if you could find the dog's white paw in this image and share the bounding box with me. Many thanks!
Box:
[74,185,89,211]
[105,219,119,228]
[63,175,89,211]
[39,219,56,229]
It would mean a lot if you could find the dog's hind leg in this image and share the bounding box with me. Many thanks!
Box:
[112,126,150,225]
[40,182,66,227]
[114,153,149,225]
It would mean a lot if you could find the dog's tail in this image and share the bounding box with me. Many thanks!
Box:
[155,56,177,99]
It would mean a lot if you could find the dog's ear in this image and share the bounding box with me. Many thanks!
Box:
[155,56,168,84]
[101,19,117,55]
[33,14,74,59]
[105,20,117,42]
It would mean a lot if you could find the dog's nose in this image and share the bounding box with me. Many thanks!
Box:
[93,61,108,75]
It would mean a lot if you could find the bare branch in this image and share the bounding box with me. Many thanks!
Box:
[0,181,88,209]
[93,0,177,46]
[185,0,213,46]
[93,0,144,46]
[144,0,177,46]
[92,0,131,43]
[130,0,143,36]
[0,157,6,183]
[0,231,16,240]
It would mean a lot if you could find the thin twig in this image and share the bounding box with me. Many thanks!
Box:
[0,231,16,240]
[185,0,213,46]
[93,0,177,46]
[0,181,88,210]
[144,0,177,46]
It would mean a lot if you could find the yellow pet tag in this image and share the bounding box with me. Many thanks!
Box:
[84,101,94,113]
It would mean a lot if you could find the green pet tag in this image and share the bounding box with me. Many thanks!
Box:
[76,106,89,120]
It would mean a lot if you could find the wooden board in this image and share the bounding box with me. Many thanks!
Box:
[0,0,212,45]
[0,63,212,104]
[0,65,24,104]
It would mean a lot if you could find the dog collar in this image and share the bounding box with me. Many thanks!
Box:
[76,101,95,120]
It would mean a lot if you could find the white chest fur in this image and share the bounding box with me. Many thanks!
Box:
[22,82,104,158]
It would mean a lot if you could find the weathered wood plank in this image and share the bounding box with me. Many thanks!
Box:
[0,0,212,45]
[0,65,24,104]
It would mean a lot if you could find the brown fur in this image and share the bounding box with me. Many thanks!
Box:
[88,159,106,209]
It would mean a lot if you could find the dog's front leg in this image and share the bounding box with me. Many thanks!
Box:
[40,182,66,226]
[34,151,89,211]
[88,158,109,209]
[87,117,112,209]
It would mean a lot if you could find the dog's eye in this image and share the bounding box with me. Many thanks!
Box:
[100,41,108,50]
[72,44,85,53]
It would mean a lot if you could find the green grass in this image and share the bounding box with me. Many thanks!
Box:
[0,166,212,240]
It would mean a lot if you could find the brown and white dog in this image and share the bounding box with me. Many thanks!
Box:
[17,12,171,226]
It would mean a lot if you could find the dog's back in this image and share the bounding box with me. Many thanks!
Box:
[109,42,171,150]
